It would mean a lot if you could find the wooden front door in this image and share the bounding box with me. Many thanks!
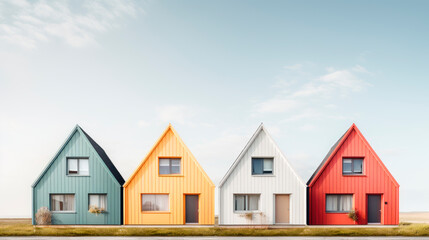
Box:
[185,195,199,224]
[368,195,381,224]
[275,194,290,224]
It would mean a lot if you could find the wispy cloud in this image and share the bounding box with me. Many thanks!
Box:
[0,0,140,48]
[254,63,372,125]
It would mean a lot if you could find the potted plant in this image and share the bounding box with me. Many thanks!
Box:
[88,205,105,215]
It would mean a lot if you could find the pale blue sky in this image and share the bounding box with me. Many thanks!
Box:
[0,0,428,217]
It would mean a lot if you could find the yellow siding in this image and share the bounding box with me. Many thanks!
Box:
[124,125,215,225]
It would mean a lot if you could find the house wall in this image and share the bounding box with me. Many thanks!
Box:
[124,129,215,225]
[219,129,306,225]
[309,129,399,225]
[32,130,122,225]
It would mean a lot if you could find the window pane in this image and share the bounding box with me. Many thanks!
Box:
[142,195,155,211]
[248,195,259,210]
[353,159,363,173]
[343,159,352,173]
[159,159,170,174]
[155,195,169,211]
[171,159,181,174]
[235,195,245,211]
[326,195,338,212]
[263,159,273,173]
[51,195,64,211]
[99,195,107,210]
[339,195,352,212]
[68,159,78,174]
[79,159,89,175]
[252,158,263,175]
[89,195,99,208]
[64,195,75,211]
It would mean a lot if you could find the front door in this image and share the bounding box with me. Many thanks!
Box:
[185,195,199,224]
[367,195,381,224]
[275,194,290,224]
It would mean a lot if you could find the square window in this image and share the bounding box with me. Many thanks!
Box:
[342,158,364,175]
[159,158,181,175]
[67,158,89,175]
[252,158,273,175]
[89,194,107,211]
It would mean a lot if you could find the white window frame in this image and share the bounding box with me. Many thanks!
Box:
[67,157,89,176]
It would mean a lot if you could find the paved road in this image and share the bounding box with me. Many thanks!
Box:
[1,237,429,240]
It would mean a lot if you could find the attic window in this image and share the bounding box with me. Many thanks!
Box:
[342,158,363,175]
[159,158,181,175]
[252,158,273,175]
[67,158,89,176]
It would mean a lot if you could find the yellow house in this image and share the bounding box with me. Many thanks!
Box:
[123,124,215,225]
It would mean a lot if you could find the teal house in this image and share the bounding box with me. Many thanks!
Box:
[32,125,124,225]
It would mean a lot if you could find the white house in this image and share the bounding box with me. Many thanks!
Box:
[218,124,306,225]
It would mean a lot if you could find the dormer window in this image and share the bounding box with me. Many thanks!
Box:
[342,158,363,175]
[159,158,181,175]
[252,158,273,175]
[67,158,89,175]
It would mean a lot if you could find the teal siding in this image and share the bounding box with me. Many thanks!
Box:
[33,129,122,225]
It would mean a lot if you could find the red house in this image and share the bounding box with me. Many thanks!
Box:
[307,124,399,225]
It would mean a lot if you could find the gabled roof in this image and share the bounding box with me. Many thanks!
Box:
[219,123,305,188]
[80,128,125,185]
[32,125,124,187]
[307,123,399,187]
[124,124,215,188]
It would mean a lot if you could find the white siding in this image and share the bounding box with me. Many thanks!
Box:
[219,126,306,225]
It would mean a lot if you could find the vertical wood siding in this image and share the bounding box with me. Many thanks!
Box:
[124,127,215,225]
[308,127,399,225]
[33,130,122,225]
[219,128,306,225]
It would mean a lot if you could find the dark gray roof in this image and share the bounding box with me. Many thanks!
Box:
[80,127,125,185]
[306,130,348,185]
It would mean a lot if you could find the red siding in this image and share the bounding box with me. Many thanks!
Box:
[308,125,399,225]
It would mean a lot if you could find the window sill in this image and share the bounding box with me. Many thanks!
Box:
[234,211,262,214]
[158,174,184,177]
[342,174,366,177]
[141,211,171,214]
[252,174,275,177]
[67,175,90,177]
[326,211,350,214]
[52,211,76,214]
